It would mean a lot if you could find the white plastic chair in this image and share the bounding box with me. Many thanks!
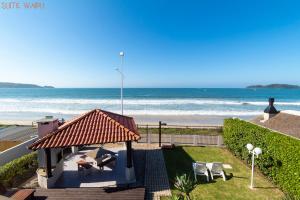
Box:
[192,162,209,182]
[209,162,226,181]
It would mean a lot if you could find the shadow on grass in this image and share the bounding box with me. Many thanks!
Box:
[195,176,217,185]
[163,146,196,189]
[254,186,280,190]
[225,173,234,180]
[232,175,247,179]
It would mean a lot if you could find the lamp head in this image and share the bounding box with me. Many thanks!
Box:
[254,147,262,156]
[120,51,124,57]
[246,143,254,151]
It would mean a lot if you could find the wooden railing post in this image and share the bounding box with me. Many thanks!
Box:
[217,135,223,146]
[146,124,150,144]
[159,121,162,147]
[193,135,197,146]
[170,134,174,145]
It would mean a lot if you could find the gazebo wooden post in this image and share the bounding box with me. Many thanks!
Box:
[126,141,132,168]
[44,148,52,177]
[125,140,135,182]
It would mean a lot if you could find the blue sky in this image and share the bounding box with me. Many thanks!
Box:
[1,0,300,88]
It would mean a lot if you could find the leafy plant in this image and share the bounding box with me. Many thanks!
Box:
[223,118,300,198]
[174,174,196,200]
[0,152,37,187]
[170,194,184,200]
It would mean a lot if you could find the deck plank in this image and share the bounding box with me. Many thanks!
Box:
[34,187,145,200]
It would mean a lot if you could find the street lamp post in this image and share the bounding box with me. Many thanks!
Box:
[116,51,124,115]
[246,143,262,189]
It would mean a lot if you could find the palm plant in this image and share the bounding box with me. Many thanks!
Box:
[174,174,196,200]
[170,194,183,200]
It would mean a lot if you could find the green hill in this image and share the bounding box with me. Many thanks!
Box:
[0,82,54,88]
[247,84,300,89]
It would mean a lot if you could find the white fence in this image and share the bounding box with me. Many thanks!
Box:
[138,133,223,146]
[136,124,223,146]
[0,136,38,166]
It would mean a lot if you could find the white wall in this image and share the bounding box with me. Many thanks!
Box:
[0,136,38,166]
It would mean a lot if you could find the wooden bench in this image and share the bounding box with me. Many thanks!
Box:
[34,187,145,200]
[0,183,35,200]
[11,189,35,200]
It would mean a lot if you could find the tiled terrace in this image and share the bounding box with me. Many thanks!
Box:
[55,146,128,188]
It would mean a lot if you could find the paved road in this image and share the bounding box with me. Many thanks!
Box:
[0,125,37,141]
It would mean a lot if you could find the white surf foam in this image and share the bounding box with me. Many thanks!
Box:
[0,98,300,106]
[0,107,262,116]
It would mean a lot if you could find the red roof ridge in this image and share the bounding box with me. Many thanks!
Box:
[58,109,97,130]
[100,109,134,119]
[97,110,139,139]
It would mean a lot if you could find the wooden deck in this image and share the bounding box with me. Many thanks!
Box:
[33,187,145,200]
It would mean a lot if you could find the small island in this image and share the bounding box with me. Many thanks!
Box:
[0,82,54,88]
[247,84,300,89]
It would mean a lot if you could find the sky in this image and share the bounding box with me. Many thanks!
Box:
[1,0,300,88]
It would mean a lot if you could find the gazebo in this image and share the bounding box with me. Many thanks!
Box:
[28,109,140,188]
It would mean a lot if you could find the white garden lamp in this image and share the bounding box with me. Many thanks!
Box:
[246,143,262,189]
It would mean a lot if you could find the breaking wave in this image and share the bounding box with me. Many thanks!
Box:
[0,98,300,106]
[0,107,262,116]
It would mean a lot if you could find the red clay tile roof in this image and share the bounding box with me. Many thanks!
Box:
[29,109,140,150]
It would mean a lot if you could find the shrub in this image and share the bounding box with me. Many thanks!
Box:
[0,152,37,187]
[223,118,300,198]
[174,174,196,200]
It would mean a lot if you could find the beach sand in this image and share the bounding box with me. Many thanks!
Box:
[0,115,256,126]
[0,120,34,126]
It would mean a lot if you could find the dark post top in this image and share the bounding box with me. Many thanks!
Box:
[264,97,279,114]
[269,98,274,106]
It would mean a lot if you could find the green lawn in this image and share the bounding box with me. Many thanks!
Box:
[138,127,222,135]
[162,146,284,200]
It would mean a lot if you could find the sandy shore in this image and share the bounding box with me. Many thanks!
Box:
[0,120,34,126]
[0,115,256,126]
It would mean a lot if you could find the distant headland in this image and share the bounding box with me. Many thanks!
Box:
[247,84,300,89]
[0,82,54,88]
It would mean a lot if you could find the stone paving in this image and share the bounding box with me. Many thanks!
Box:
[141,144,172,200]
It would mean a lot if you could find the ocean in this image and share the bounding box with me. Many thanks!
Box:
[0,88,300,123]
